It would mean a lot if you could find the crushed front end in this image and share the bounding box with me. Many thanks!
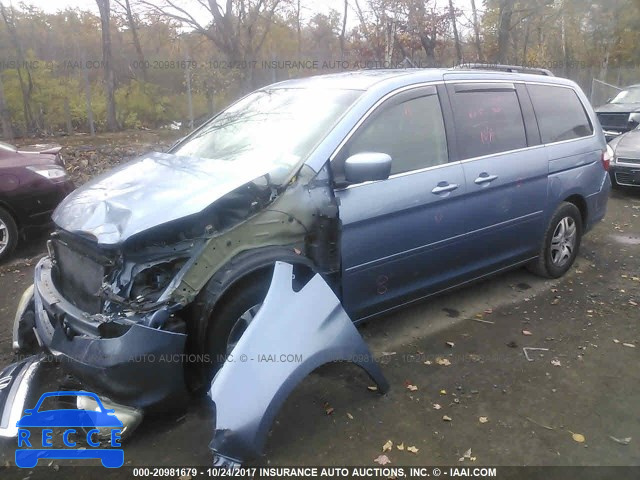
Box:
[27,232,193,408]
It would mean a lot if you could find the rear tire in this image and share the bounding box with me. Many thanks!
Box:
[0,207,18,263]
[528,202,582,279]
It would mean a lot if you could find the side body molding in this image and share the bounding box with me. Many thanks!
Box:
[208,262,389,465]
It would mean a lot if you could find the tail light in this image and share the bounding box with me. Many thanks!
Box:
[601,146,613,171]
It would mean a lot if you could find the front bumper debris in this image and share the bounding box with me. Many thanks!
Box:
[209,262,389,466]
[29,257,188,408]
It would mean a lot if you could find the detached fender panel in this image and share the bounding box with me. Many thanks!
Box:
[208,262,389,464]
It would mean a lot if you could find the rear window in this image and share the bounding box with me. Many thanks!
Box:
[450,88,527,160]
[527,84,593,143]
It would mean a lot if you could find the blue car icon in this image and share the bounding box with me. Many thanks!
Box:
[15,391,124,468]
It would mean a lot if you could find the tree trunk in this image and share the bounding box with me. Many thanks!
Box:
[82,51,96,137]
[185,52,194,130]
[64,98,73,135]
[123,0,147,83]
[0,74,14,141]
[420,32,437,68]
[96,0,118,131]
[497,0,514,64]
[470,0,483,61]
[448,0,462,64]
[340,0,347,61]
[296,0,302,58]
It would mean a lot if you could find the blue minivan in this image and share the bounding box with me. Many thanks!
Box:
[12,68,610,410]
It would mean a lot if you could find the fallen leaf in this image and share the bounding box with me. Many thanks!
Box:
[613,339,620,344]
[463,448,472,458]
[396,443,404,451]
[323,402,334,415]
[443,415,452,422]
[484,308,493,314]
[622,343,636,348]
[609,436,632,445]
[436,357,451,366]
[407,446,419,454]
[446,341,455,348]
[374,454,391,465]
[382,440,393,452]
[522,330,533,336]
[406,384,418,392]
[440,389,447,395]
[432,403,442,410]
[479,416,489,423]
[572,433,586,443]
[629,300,638,306]
[367,386,378,392]
[423,360,433,365]
[551,359,562,367]
[347,412,354,420]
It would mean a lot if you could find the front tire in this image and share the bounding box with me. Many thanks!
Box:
[0,207,18,263]
[528,202,582,279]
[188,274,270,390]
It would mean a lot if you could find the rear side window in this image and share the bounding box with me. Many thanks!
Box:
[450,87,527,160]
[527,84,593,143]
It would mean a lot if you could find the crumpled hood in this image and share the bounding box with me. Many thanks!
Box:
[53,152,280,245]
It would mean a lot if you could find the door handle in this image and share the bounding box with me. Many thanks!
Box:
[474,173,499,185]
[431,183,459,194]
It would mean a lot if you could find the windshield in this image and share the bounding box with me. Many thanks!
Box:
[611,88,640,104]
[173,88,362,172]
[0,141,16,152]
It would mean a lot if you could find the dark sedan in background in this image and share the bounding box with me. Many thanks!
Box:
[595,84,640,141]
[608,124,640,188]
[0,141,74,261]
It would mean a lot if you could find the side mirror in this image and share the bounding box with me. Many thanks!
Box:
[344,152,392,184]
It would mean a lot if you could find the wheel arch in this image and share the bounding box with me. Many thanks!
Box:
[562,193,588,227]
[188,246,321,355]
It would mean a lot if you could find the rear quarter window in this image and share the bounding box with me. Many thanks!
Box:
[527,84,593,143]
[449,87,527,160]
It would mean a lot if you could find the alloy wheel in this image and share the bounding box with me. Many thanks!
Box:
[549,216,577,267]
[0,219,9,255]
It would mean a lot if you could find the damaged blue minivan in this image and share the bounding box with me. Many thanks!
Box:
[3,68,610,465]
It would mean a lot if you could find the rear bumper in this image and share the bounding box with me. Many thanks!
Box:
[31,257,188,408]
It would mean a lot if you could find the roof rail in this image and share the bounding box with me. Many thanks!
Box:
[454,63,554,77]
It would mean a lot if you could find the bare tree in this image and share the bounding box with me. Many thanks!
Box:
[340,0,348,60]
[497,0,515,63]
[115,0,147,83]
[96,0,118,131]
[448,0,462,64]
[470,0,483,61]
[139,0,283,90]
